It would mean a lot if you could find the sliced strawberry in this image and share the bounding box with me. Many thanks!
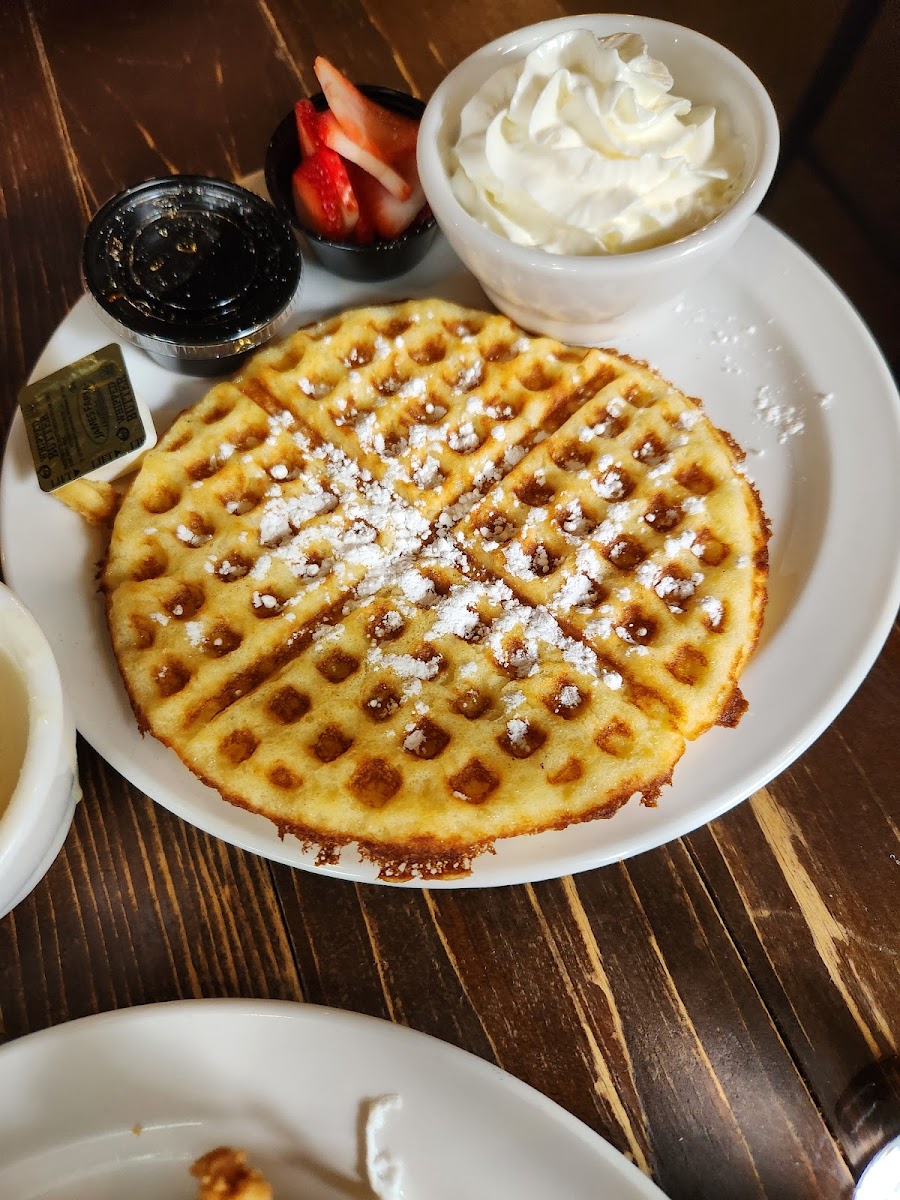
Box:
[318,109,411,202]
[354,205,375,245]
[347,151,425,240]
[314,57,419,194]
[291,147,359,240]
[344,162,377,244]
[292,161,339,239]
[294,98,324,157]
[346,165,375,244]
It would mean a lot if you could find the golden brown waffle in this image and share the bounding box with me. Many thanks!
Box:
[102,299,768,879]
[457,356,769,738]
[191,1148,271,1200]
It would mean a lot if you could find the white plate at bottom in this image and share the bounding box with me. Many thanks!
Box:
[2,218,900,886]
[0,999,666,1199]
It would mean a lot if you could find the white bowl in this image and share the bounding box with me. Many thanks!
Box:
[0,582,79,919]
[418,14,779,343]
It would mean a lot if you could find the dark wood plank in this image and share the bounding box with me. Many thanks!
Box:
[270,870,658,1174]
[0,744,304,1044]
[261,0,570,102]
[762,159,900,366]
[26,0,303,201]
[271,848,854,1197]
[561,852,851,1198]
[0,2,87,446]
[811,0,900,261]
[270,870,501,1054]
[686,627,900,1172]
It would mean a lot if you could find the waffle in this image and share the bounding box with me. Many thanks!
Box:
[102,299,768,879]
[191,1148,271,1200]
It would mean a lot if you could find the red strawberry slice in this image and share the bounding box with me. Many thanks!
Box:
[294,98,324,157]
[314,57,420,199]
[347,165,375,245]
[291,147,359,240]
[347,153,425,240]
[317,110,407,201]
[344,163,376,244]
[318,110,411,202]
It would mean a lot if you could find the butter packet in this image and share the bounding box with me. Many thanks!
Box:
[18,344,156,493]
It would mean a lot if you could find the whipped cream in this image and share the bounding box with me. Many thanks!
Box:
[450,30,744,254]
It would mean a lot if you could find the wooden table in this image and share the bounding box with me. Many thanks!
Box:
[1,2,898,1196]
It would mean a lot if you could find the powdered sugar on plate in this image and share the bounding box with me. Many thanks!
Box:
[658,295,837,459]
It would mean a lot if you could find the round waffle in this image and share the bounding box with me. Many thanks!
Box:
[102,299,768,879]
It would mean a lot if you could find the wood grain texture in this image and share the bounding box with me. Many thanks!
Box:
[0,3,86,447]
[568,853,853,1198]
[687,626,900,1170]
[270,857,855,1197]
[0,1,897,1196]
[811,0,900,262]
[762,160,900,366]
[0,743,304,1044]
[26,0,302,193]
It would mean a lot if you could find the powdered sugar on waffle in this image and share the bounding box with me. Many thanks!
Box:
[224,305,767,748]
[256,417,626,687]
[251,397,629,689]
[254,433,436,592]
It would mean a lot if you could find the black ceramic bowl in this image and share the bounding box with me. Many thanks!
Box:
[82,176,302,376]
[264,85,437,282]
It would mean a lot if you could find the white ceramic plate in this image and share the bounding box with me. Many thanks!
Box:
[0,999,667,1199]
[3,217,899,888]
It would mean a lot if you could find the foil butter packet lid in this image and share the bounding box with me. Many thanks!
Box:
[18,344,157,492]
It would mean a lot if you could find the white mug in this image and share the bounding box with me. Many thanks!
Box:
[0,583,80,919]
